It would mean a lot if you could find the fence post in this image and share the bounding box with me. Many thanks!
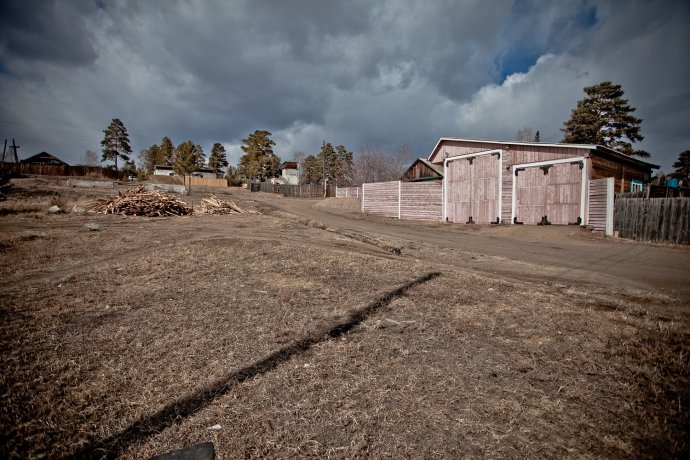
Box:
[606,177,614,236]
[361,184,365,212]
[398,180,401,219]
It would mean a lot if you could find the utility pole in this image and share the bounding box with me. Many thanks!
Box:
[1,139,6,162]
[322,140,327,197]
[10,139,19,163]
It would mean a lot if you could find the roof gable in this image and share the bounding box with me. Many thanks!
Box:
[21,152,69,166]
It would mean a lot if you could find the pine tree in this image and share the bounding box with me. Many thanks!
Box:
[672,150,690,182]
[300,155,322,184]
[238,130,280,180]
[334,144,354,186]
[174,140,198,178]
[561,81,645,157]
[138,143,164,174]
[100,118,132,171]
[193,144,205,169]
[160,137,176,165]
[310,142,354,186]
[208,143,229,173]
[533,130,541,142]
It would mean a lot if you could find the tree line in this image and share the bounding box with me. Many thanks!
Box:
[98,80,688,186]
[234,129,415,187]
[99,118,228,179]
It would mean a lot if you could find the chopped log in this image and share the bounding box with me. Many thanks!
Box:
[195,195,247,215]
[91,186,192,217]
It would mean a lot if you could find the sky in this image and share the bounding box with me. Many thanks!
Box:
[0,0,688,172]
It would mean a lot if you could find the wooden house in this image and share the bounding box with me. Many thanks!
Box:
[281,161,299,185]
[20,152,69,166]
[401,158,444,182]
[427,138,658,225]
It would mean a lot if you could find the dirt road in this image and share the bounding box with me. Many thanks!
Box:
[242,190,690,304]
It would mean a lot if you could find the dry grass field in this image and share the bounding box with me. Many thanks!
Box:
[0,178,688,458]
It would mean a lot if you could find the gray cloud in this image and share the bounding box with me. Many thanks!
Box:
[0,0,98,68]
[0,0,687,171]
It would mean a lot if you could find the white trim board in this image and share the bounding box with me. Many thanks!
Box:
[443,149,503,223]
[511,156,587,225]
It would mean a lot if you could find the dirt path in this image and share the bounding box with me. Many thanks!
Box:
[237,190,690,304]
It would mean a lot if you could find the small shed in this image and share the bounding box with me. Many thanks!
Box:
[428,138,658,225]
[401,158,444,182]
[21,152,69,166]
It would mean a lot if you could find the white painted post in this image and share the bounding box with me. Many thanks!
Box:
[398,180,402,219]
[579,159,587,225]
[605,177,614,236]
[497,150,503,223]
[361,184,365,212]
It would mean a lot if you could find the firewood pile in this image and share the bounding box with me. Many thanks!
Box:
[195,195,247,215]
[91,186,193,217]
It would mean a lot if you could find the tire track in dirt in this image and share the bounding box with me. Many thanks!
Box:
[67,271,442,459]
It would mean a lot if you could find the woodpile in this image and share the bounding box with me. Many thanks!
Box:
[195,195,247,215]
[92,186,192,217]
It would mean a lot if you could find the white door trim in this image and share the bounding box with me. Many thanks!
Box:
[443,149,503,223]
[511,156,587,225]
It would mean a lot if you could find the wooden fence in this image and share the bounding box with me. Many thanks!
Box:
[361,181,443,221]
[282,184,335,198]
[248,182,335,198]
[400,182,443,220]
[614,197,689,244]
[150,175,226,188]
[183,176,227,188]
[1,162,121,179]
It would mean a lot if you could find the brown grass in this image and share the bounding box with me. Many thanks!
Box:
[0,180,688,459]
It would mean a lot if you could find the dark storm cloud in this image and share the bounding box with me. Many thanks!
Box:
[0,0,98,68]
[0,0,687,171]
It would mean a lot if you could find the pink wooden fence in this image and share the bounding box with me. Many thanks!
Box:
[360,181,443,221]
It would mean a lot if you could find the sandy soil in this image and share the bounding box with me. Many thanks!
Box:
[0,178,688,459]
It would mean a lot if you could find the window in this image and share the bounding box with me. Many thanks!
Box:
[631,179,643,192]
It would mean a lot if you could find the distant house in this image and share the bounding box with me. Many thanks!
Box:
[21,152,69,166]
[154,165,174,176]
[153,164,217,178]
[281,161,299,185]
[191,168,217,179]
[401,158,444,182]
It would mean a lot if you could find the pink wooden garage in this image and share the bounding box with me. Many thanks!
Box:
[428,138,657,225]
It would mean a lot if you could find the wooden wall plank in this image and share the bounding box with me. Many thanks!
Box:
[614,197,690,244]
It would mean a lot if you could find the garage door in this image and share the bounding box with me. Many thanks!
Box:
[446,154,500,224]
[514,162,583,225]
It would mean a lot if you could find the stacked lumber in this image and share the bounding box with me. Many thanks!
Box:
[195,195,246,215]
[92,186,192,216]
